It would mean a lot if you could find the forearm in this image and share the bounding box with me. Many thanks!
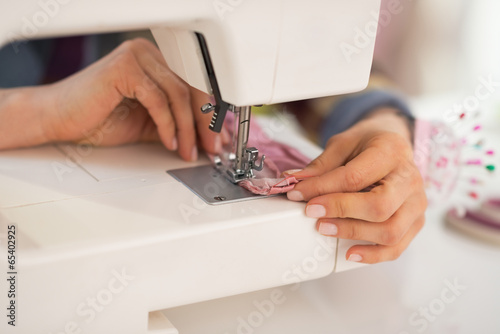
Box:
[0,86,54,150]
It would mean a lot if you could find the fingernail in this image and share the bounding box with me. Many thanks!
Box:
[287,190,304,201]
[348,254,363,262]
[319,222,337,236]
[191,146,198,161]
[171,137,178,150]
[306,204,326,218]
[283,169,303,176]
[214,135,222,153]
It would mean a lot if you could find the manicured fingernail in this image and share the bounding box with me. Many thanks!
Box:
[319,222,337,236]
[283,169,303,176]
[171,137,178,150]
[287,190,304,201]
[306,204,326,218]
[191,146,198,161]
[348,254,363,262]
[214,135,222,153]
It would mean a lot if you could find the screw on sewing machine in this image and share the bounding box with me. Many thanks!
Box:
[201,103,215,114]
[214,196,226,201]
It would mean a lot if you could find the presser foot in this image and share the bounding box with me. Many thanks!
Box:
[216,148,266,184]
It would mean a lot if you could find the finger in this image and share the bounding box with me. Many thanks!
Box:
[98,101,160,146]
[316,192,427,245]
[291,133,354,179]
[191,87,223,154]
[221,126,231,145]
[112,52,178,151]
[137,39,222,155]
[133,39,222,157]
[135,112,161,143]
[304,177,414,222]
[135,51,197,161]
[344,214,425,264]
[291,144,399,202]
[131,38,166,65]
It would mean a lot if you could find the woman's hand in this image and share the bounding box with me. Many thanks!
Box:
[287,108,427,264]
[1,38,223,160]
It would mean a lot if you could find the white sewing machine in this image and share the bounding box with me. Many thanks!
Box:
[0,1,380,333]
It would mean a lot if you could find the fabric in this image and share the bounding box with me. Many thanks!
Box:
[239,175,303,195]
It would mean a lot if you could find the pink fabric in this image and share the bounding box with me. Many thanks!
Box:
[239,175,302,195]
[210,114,312,195]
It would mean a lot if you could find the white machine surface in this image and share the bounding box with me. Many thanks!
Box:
[0,117,365,334]
[0,0,383,333]
[160,202,500,334]
[0,0,380,106]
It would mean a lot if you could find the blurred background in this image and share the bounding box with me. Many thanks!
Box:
[375,0,500,97]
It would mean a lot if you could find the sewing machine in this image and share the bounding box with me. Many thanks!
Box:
[0,1,380,333]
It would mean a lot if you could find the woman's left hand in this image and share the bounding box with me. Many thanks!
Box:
[286,108,427,264]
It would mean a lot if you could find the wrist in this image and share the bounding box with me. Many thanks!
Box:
[319,90,414,148]
[0,85,56,150]
[359,107,413,144]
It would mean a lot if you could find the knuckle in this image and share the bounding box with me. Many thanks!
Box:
[419,192,428,212]
[366,251,382,264]
[111,49,137,73]
[326,133,342,146]
[120,38,151,51]
[152,89,168,106]
[346,224,362,241]
[333,199,348,218]
[380,221,404,246]
[313,177,332,197]
[370,199,393,222]
[308,155,328,171]
[349,224,363,240]
[396,159,416,181]
[343,167,364,190]
[132,37,152,47]
[117,39,136,53]
[395,136,412,155]
[381,133,412,160]
[415,215,426,232]
[176,83,190,101]
[167,77,190,102]
[389,247,403,261]
[408,168,421,187]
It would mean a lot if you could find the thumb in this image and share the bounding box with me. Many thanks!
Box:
[284,134,352,179]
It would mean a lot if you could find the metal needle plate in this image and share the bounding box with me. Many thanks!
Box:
[167,165,276,205]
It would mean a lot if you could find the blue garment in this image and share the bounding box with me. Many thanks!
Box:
[319,90,414,147]
[0,39,54,87]
[0,34,122,88]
